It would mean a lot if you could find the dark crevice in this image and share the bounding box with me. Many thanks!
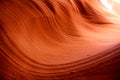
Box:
[43,0,55,13]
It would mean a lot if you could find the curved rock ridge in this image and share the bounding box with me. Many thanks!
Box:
[0,0,120,80]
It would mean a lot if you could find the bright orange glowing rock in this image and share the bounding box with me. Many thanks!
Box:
[0,0,120,80]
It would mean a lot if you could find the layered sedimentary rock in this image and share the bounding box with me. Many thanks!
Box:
[0,0,120,80]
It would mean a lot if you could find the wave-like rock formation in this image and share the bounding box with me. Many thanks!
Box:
[0,0,120,80]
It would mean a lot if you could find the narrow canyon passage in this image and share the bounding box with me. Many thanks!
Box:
[0,0,120,80]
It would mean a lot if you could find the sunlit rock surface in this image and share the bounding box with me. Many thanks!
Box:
[0,0,120,80]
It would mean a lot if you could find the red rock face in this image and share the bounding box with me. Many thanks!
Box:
[0,0,120,80]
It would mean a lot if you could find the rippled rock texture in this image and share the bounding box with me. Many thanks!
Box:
[0,0,120,80]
